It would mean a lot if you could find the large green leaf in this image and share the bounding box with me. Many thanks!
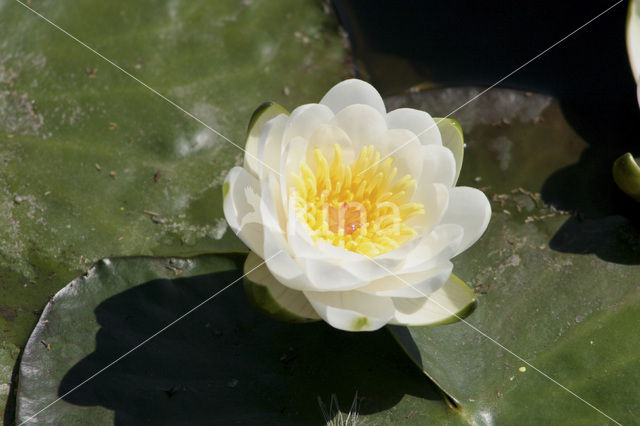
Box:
[16,255,464,425]
[0,0,349,419]
[386,88,640,424]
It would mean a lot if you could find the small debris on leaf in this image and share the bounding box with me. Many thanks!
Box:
[40,340,51,350]
[86,67,98,78]
[153,170,162,182]
[109,171,116,179]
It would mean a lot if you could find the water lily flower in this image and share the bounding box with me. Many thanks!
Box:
[223,79,491,331]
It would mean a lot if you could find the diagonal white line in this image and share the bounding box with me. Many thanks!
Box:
[18,250,284,425]
[359,0,624,176]
[13,0,282,177]
[365,257,623,425]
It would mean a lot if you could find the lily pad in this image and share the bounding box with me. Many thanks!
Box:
[386,88,640,424]
[17,86,640,424]
[17,255,463,425]
[0,0,349,419]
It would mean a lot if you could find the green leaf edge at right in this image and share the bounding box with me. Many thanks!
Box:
[612,152,640,202]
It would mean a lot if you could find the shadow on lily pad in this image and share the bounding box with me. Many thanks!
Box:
[58,270,438,425]
[540,101,640,265]
[547,215,640,265]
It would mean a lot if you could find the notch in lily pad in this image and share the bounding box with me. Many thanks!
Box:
[612,152,640,202]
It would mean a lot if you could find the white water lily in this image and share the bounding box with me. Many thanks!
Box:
[223,79,491,331]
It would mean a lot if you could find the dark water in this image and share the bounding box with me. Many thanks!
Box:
[334,0,639,149]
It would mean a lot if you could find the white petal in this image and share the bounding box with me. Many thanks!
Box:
[302,236,422,284]
[400,224,463,274]
[323,235,422,282]
[244,103,288,177]
[304,290,394,331]
[357,262,453,299]
[286,197,324,259]
[282,103,334,146]
[320,79,386,116]
[435,118,464,185]
[244,251,320,320]
[419,144,456,187]
[440,187,492,255]
[260,170,286,236]
[406,182,449,231]
[280,135,308,210]
[300,256,369,291]
[330,104,387,149]
[373,129,423,180]
[386,108,442,146]
[284,206,398,290]
[222,167,265,257]
[257,114,288,179]
[262,229,316,292]
[259,174,314,291]
[389,274,476,326]
[263,243,316,292]
[305,124,355,170]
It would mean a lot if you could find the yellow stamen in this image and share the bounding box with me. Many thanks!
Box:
[291,144,424,256]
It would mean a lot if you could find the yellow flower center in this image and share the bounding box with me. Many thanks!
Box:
[291,144,424,257]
